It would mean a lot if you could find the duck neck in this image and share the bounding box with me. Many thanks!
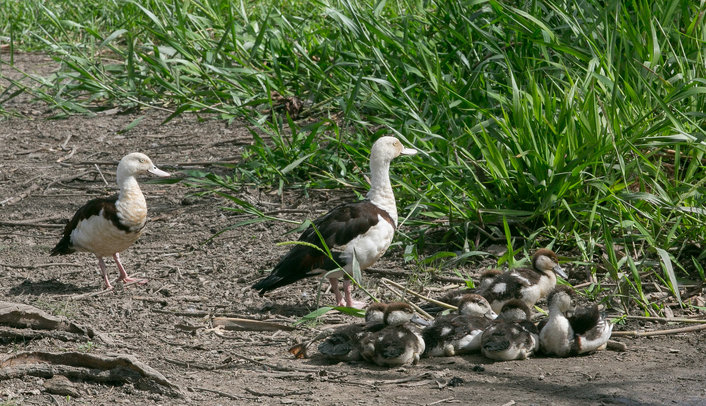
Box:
[116,175,147,222]
[366,158,397,225]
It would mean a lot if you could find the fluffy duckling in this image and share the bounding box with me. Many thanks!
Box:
[480,249,567,314]
[318,303,388,362]
[252,137,417,308]
[51,153,169,289]
[539,286,613,357]
[481,300,539,361]
[423,294,497,357]
[422,269,503,315]
[361,302,426,367]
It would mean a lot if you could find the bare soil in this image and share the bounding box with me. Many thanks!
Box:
[1,53,705,406]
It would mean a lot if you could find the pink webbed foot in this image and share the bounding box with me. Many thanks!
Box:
[113,253,147,286]
[343,279,367,309]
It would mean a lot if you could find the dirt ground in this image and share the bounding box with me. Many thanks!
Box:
[1,53,705,406]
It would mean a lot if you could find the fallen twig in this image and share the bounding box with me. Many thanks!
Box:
[0,183,39,206]
[190,386,253,401]
[94,164,109,186]
[368,268,466,284]
[379,280,434,320]
[0,217,65,228]
[381,278,458,311]
[244,387,313,397]
[212,316,295,332]
[623,315,706,324]
[611,323,706,337]
[0,263,84,269]
[44,169,97,193]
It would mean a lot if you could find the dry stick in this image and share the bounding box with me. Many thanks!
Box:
[368,267,466,284]
[243,387,313,397]
[624,315,706,324]
[94,164,109,187]
[190,386,252,401]
[0,263,83,269]
[380,278,457,311]
[611,323,706,337]
[0,183,39,206]
[426,397,457,406]
[44,169,97,193]
[0,221,64,228]
[379,279,434,320]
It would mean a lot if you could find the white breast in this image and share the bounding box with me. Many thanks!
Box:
[340,215,395,271]
[70,211,142,257]
[539,316,573,357]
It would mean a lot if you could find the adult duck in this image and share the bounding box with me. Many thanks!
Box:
[252,136,416,308]
[51,153,169,289]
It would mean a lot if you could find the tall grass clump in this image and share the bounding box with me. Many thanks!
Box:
[2,0,706,309]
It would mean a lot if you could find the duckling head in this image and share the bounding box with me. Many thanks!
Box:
[383,302,429,326]
[457,294,498,319]
[365,302,388,324]
[498,299,532,322]
[547,285,574,315]
[532,249,567,279]
[478,269,502,290]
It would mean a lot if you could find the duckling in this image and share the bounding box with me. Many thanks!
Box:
[423,294,497,357]
[317,303,388,362]
[361,302,426,367]
[481,300,539,361]
[539,286,613,357]
[421,269,503,315]
[480,249,567,314]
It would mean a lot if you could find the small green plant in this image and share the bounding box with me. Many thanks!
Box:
[77,341,94,353]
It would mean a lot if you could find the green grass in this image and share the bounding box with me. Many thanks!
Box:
[2,0,706,313]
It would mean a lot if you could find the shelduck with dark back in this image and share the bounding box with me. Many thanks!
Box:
[50,152,170,289]
[251,136,417,308]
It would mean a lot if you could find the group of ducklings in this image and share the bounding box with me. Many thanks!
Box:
[312,249,613,367]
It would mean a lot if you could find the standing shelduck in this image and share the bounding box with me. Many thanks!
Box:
[251,136,417,308]
[50,153,170,289]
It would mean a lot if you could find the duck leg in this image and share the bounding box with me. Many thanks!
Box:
[343,279,366,309]
[113,253,147,285]
[329,277,345,306]
[97,256,113,290]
